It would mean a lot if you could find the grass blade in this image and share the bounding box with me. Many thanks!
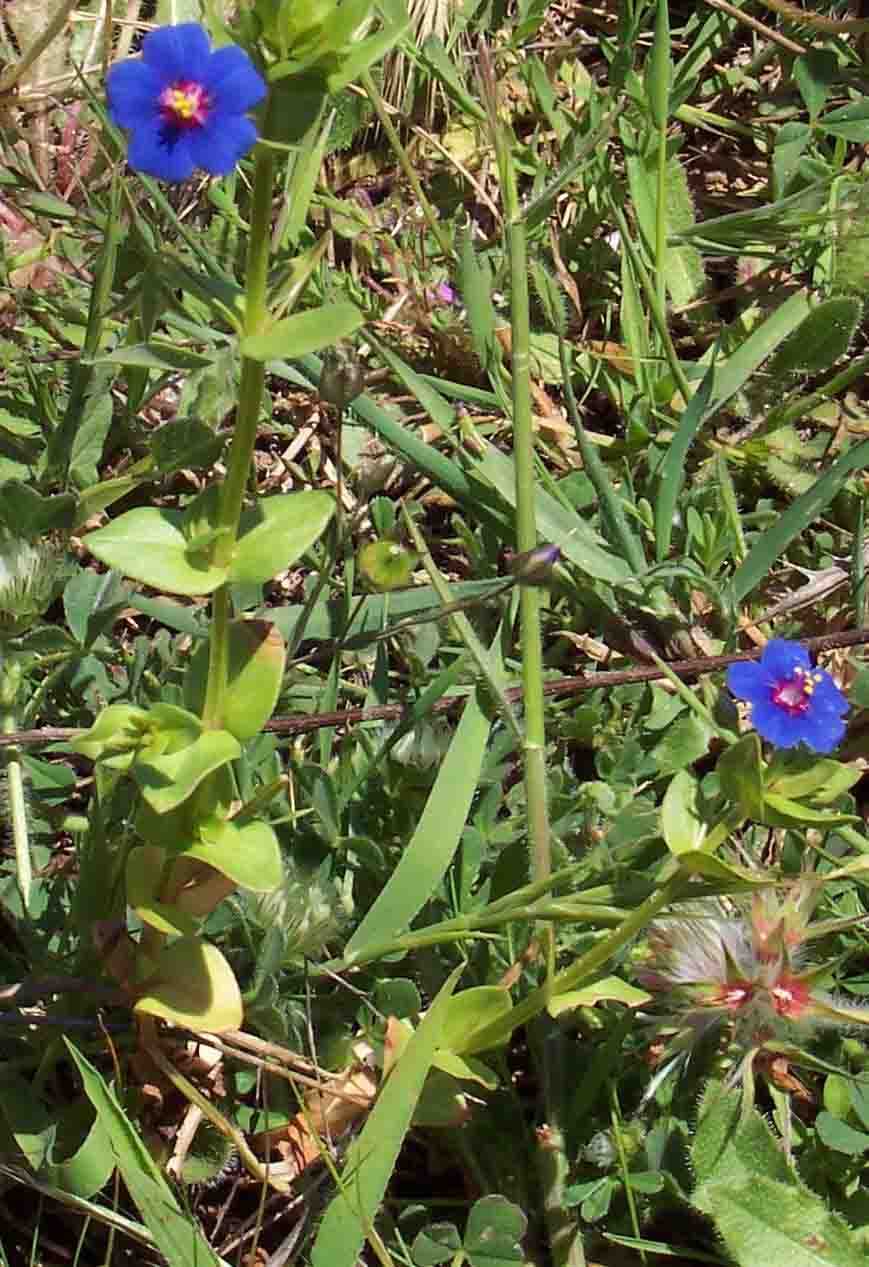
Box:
[344,679,492,958]
[729,439,869,606]
[310,965,463,1267]
[66,1041,223,1267]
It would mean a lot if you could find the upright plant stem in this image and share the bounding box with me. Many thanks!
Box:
[203,132,276,727]
[489,62,579,1263]
[650,0,671,317]
[502,147,551,918]
[0,660,30,912]
[4,729,31,913]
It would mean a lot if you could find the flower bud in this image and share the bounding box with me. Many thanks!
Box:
[509,543,561,587]
[319,347,365,410]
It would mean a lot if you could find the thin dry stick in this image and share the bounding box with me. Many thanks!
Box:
[703,0,807,54]
[9,627,869,748]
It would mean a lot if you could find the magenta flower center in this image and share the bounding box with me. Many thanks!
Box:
[771,666,821,716]
[718,983,753,1010]
[770,977,810,1019]
[159,81,210,129]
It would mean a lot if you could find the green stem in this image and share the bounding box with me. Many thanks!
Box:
[456,873,685,1053]
[502,130,551,921]
[202,131,275,728]
[655,128,667,316]
[610,203,693,406]
[4,728,31,914]
[0,659,30,913]
[216,144,275,551]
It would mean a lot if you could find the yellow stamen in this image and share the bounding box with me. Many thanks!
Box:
[168,89,198,119]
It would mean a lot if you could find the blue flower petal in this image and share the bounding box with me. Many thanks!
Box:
[142,23,210,83]
[810,674,848,715]
[726,637,848,753]
[726,660,769,701]
[202,46,266,112]
[807,713,846,753]
[187,114,258,174]
[761,638,811,678]
[749,696,802,748]
[127,125,195,182]
[106,61,164,127]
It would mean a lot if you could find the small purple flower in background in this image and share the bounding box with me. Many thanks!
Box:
[107,24,266,183]
[426,281,456,307]
[726,638,847,753]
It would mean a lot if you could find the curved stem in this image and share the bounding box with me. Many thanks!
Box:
[202,126,276,728]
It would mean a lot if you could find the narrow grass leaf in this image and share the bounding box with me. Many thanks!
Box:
[730,439,869,605]
[419,34,486,121]
[345,686,491,956]
[65,1042,223,1267]
[477,444,635,586]
[294,352,489,511]
[655,365,714,561]
[656,289,812,561]
[559,335,646,574]
[461,230,500,381]
[310,965,463,1267]
[368,335,461,434]
[647,0,671,129]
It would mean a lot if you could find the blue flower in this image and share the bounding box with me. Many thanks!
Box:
[107,24,266,183]
[726,638,848,754]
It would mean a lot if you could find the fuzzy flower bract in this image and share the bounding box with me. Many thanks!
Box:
[107,24,266,183]
[726,639,847,753]
[636,884,869,1072]
[0,533,70,636]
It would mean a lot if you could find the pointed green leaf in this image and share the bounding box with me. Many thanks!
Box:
[718,733,765,819]
[548,977,651,1014]
[766,758,861,803]
[440,988,512,1056]
[66,1041,223,1266]
[761,793,858,828]
[661,770,706,854]
[730,438,869,605]
[345,686,491,958]
[241,303,364,362]
[311,965,463,1267]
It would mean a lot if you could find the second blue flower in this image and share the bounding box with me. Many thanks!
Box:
[107,23,267,183]
[726,638,847,754]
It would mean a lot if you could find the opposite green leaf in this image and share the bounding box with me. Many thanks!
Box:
[182,819,283,893]
[85,507,227,596]
[134,729,241,814]
[230,491,335,585]
[134,937,243,1033]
